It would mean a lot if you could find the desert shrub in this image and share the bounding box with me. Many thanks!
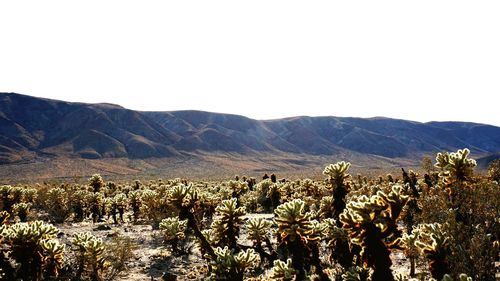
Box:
[487,159,500,181]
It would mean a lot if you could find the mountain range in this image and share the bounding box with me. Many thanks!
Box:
[1,93,499,179]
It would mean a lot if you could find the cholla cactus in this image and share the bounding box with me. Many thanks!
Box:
[110,193,127,224]
[212,198,246,249]
[12,202,31,222]
[127,190,142,222]
[46,187,71,223]
[22,188,38,203]
[3,221,60,280]
[0,210,9,225]
[322,218,352,267]
[323,162,351,225]
[245,217,275,262]
[159,217,188,254]
[435,149,476,184]
[85,192,104,223]
[270,259,296,280]
[0,185,23,213]
[89,174,104,193]
[275,199,314,243]
[226,180,249,199]
[274,199,326,279]
[246,217,272,246]
[41,239,65,278]
[72,232,107,280]
[414,223,450,280]
[400,226,422,277]
[71,189,90,222]
[209,246,260,281]
[342,266,370,281]
[340,185,409,281]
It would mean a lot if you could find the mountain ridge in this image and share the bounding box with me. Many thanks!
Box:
[1,93,499,171]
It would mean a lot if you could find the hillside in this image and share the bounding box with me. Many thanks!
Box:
[1,92,499,179]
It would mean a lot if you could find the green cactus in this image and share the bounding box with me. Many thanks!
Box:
[159,217,188,255]
[71,189,89,222]
[340,185,409,281]
[209,246,260,281]
[270,258,296,280]
[12,202,31,222]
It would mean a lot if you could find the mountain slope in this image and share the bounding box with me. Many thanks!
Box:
[1,93,500,167]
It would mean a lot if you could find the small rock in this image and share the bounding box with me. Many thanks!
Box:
[94,225,112,231]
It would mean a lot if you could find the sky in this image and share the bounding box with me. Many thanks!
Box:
[1,1,499,126]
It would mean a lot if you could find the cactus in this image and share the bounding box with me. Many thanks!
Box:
[274,199,326,280]
[41,239,65,278]
[85,192,104,223]
[212,198,246,249]
[3,221,60,280]
[12,202,31,222]
[270,259,296,280]
[159,217,188,255]
[435,149,476,184]
[71,189,90,222]
[340,185,409,281]
[72,231,107,281]
[322,161,351,224]
[127,189,142,222]
[89,174,105,193]
[342,266,370,281]
[209,246,260,281]
[46,187,71,223]
[414,223,450,280]
[0,210,9,225]
[168,183,216,259]
[245,217,275,262]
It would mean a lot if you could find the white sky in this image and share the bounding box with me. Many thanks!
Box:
[1,1,499,126]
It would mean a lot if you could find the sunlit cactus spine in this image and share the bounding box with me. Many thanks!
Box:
[340,184,409,281]
[12,202,31,222]
[159,217,188,255]
[209,246,260,281]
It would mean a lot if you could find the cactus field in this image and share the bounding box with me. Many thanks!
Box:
[0,149,499,281]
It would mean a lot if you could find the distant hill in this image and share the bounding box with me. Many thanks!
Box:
[1,92,499,179]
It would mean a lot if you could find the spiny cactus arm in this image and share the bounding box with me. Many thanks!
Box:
[0,211,9,225]
[215,198,246,224]
[41,239,65,276]
[274,199,313,242]
[270,258,296,280]
[245,217,272,244]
